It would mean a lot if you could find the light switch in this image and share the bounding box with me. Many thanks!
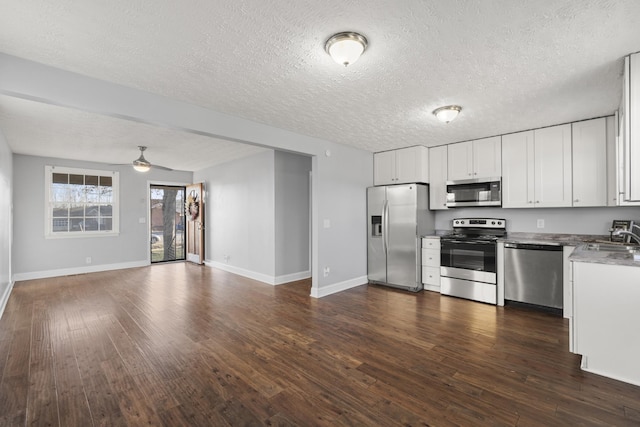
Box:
[323,219,331,228]
[139,217,146,224]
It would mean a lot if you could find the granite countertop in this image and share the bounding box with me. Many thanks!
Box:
[569,244,640,267]
[499,232,610,246]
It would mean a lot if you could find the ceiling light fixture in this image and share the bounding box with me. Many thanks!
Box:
[433,105,462,123]
[132,146,151,172]
[325,32,368,67]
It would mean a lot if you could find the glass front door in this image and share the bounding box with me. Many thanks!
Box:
[150,185,186,263]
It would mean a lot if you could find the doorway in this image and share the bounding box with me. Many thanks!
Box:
[150,184,186,263]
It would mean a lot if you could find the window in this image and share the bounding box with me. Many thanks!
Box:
[45,166,119,238]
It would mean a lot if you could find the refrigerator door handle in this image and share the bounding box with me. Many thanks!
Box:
[382,199,389,255]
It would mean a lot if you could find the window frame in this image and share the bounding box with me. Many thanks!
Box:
[44,165,120,239]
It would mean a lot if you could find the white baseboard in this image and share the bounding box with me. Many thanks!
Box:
[422,284,441,293]
[12,260,149,282]
[0,280,15,320]
[205,261,310,286]
[310,275,368,298]
[206,260,275,284]
[275,270,311,285]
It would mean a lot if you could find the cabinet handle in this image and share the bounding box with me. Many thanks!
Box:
[474,172,477,175]
[528,201,533,204]
[536,201,540,203]
[574,199,579,202]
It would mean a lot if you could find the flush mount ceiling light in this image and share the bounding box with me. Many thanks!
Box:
[433,105,462,123]
[132,146,151,172]
[325,32,368,67]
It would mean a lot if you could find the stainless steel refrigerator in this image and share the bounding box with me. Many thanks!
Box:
[367,183,435,292]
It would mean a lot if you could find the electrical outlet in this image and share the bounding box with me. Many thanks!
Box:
[85,257,92,264]
[537,219,545,229]
[323,266,330,277]
[223,255,229,263]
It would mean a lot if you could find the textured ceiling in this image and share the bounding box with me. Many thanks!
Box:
[1,0,640,171]
[0,95,267,171]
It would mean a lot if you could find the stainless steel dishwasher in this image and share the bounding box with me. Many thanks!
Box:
[504,242,563,309]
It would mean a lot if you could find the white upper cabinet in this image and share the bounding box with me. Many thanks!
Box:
[373,146,429,186]
[447,136,501,181]
[617,53,640,204]
[502,125,572,208]
[572,118,607,207]
[502,131,534,208]
[473,136,502,179]
[428,145,448,210]
[606,115,618,206]
[447,141,473,181]
[533,124,573,207]
[373,150,395,185]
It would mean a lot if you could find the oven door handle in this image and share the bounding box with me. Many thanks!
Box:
[442,239,492,245]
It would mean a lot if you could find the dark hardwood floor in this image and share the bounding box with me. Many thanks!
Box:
[1,263,639,426]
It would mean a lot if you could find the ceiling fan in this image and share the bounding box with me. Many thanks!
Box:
[131,146,172,172]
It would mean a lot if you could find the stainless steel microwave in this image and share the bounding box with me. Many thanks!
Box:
[446,178,501,207]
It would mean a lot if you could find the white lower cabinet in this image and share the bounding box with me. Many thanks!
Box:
[571,261,640,386]
[421,237,440,292]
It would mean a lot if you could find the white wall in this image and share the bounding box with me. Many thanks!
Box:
[12,154,192,280]
[0,53,372,297]
[0,127,13,316]
[195,150,276,279]
[194,150,312,285]
[275,151,311,278]
[436,206,640,234]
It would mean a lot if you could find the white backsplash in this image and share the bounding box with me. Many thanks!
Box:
[434,206,640,235]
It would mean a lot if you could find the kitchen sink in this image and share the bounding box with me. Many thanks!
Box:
[583,243,639,253]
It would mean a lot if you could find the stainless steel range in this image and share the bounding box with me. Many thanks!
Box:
[440,218,506,305]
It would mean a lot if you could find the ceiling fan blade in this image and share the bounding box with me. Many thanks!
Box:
[107,163,173,171]
[150,164,173,171]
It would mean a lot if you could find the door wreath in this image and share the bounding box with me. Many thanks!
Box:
[185,191,199,221]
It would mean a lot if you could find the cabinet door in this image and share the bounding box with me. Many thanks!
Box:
[606,115,618,206]
[428,145,448,210]
[396,146,428,184]
[447,141,473,181]
[373,151,396,185]
[502,131,533,208]
[534,124,572,207]
[629,53,640,201]
[572,118,607,207]
[473,136,502,179]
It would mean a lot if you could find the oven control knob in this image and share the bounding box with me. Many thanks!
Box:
[454,220,459,224]
[491,221,496,225]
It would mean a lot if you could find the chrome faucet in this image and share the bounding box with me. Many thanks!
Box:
[611,224,640,244]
